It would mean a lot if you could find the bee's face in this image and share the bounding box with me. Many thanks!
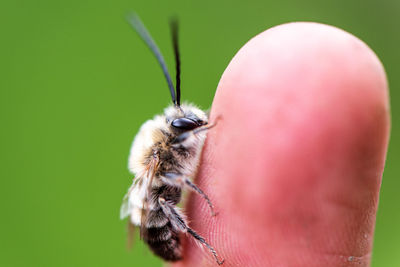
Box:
[164,103,208,132]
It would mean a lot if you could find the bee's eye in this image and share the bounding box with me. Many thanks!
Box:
[171,118,199,130]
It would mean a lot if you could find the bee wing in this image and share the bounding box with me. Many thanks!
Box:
[120,191,131,220]
[120,155,159,239]
[139,156,159,239]
[120,178,140,220]
[127,219,136,249]
[120,179,141,249]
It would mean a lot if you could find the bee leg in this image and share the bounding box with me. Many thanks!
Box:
[184,179,217,216]
[158,197,186,232]
[158,198,224,265]
[163,173,217,216]
[186,227,225,265]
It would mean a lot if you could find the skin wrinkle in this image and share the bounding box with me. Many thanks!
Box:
[172,22,389,267]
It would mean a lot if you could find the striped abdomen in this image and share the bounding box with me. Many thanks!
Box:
[144,186,182,261]
[145,212,182,261]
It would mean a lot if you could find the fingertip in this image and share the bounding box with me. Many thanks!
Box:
[177,22,390,266]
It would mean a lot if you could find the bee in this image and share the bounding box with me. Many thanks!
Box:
[120,13,224,265]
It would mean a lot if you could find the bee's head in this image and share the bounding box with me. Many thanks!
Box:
[164,103,208,132]
[128,15,208,132]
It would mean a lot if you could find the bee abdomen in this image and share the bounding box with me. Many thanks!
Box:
[146,208,169,228]
[145,222,182,262]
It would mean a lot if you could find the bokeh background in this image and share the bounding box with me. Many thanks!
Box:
[1,0,399,266]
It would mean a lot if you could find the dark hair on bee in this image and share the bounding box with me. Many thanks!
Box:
[127,13,181,107]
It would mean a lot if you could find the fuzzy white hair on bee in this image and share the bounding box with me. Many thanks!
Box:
[120,12,224,265]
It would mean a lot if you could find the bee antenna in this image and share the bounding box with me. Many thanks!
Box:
[170,17,181,107]
[127,13,177,105]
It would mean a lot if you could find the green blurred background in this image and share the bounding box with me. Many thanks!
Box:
[1,0,399,266]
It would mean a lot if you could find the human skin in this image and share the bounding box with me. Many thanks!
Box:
[173,22,390,266]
